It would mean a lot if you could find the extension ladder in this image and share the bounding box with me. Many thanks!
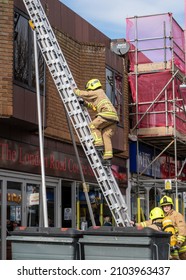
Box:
[23,0,131,227]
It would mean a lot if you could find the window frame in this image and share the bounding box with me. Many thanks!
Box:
[14,8,45,94]
[106,67,124,126]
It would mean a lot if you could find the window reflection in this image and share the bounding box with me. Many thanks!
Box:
[106,68,113,102]
[115,75,123,122]
[7,181,22,230]
[14,14,28,84]
[14,10,44,92]
[106,68,123,124]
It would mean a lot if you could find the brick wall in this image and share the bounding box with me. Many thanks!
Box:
[2,0,129,159]
[44,31,79,142]
[79,44,106,88]
[44,31,106,143]
[0,0,13,117]
[44,29,129,158]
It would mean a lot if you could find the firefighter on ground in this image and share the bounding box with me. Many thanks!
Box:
[74,79,119,163]
[134,207,177,259]
[160,195,186,260]
[148,207,177,254]
[134,207,174,232]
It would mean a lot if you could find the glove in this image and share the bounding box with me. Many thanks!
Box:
[170,245,180,252]
[130,220,136,227]
[73,88,80,95]
[136,225,143,230]
[135,224,143,230]
[87,102,96,111]
[170,246,177,252]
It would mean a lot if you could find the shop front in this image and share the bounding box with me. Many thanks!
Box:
[0,137,128,259]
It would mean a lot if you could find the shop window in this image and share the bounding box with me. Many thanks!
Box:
[77,185,113,229]
[106,68,123,124]
[14,9,44,92]
[7,181,22,230]
[26,184,55,227]
[26,184,40,227]
[47,187,55,227]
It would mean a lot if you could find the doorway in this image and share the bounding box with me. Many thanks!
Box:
[61,180,76,228]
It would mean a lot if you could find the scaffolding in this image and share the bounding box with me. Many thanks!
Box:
[126,13,186,217]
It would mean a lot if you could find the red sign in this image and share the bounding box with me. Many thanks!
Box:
[0,139,95,181]
[0,138,127,185]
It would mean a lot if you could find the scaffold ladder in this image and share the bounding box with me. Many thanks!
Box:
[23,0,131,227]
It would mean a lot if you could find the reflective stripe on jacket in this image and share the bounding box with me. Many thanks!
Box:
[136,219,152,228]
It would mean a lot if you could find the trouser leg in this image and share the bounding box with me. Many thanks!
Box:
[102,123,116,159]
[178,242,186,260]
[89,118,103,146]
[89,116,116,160]
[179,252,186,260]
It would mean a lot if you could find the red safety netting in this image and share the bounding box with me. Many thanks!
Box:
[126,13,185,73]
[126,13,186,135]
[129,71,186,134]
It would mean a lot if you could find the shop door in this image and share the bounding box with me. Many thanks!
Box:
[61,181,76,228]
[26,183,56,227]
[62,185,72,228]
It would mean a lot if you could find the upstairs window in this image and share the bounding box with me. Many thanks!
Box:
[14,9,44,92]
[106,68,123,124]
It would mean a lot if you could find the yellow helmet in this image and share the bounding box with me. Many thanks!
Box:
[85,79,102,90]
[160,195,174,207]
[149,207,164,220]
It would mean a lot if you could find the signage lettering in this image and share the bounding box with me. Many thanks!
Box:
[0,139,125,184]
[0,139,96,181]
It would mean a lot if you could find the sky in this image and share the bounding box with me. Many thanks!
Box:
[60,0,185,39]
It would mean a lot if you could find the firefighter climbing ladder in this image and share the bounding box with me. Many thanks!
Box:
[23,0,131,227]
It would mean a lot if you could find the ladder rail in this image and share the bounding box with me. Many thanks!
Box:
[23,0,131,227]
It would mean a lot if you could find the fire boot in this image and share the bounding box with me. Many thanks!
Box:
[102,159,112,167]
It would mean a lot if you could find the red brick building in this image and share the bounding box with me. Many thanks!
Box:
[0,0,129,259]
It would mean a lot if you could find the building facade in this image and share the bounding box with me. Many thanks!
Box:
[0,0,129,259]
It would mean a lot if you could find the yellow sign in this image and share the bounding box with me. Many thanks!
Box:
[7,193,21,204]
[165,179,172,190]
